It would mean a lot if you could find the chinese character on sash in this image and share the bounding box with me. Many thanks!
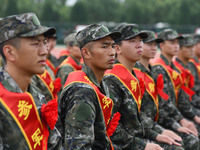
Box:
[130,80,137,92]
[102,96,111,109]
[18,101,32,120]
[31,128,43,149]
[148,83,155,93]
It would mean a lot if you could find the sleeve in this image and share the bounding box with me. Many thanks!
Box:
[103,76,147,150]
[56,65,74,86]
[153,123,165,134]
[59,85,97,150]
[177,89,196,120]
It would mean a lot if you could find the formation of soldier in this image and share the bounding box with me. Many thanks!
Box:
[1,12,200,150]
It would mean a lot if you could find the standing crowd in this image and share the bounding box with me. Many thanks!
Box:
[1,12,200,150]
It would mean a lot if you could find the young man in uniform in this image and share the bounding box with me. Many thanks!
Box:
[152,29,200,150]
[134,30,184,148]
[103,24,183,150]
[59,24,121,149]
[56,33,82,86]
[0,13,62,149]
[188,34,200,107]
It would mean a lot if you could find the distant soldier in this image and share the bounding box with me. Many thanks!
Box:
[46,34,59,75]
[134,30,184,149]
[56,33,82,86]
[59,24,121,149]
[104,24,184,150]
[152,29,199,150]
[0,13,62,149]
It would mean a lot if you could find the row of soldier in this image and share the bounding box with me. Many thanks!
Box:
[1,12,200,150]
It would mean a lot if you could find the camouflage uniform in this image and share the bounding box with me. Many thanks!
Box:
[59,24,121,149]
[48,53,59,69]
[0,13,63,150]
[56,56,82,86]
[0,68,62,149]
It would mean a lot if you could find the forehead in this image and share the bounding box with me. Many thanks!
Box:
[21,35,46,41]
[94,36,114,44]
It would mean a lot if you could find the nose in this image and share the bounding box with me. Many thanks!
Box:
[39,42,48,56]
[109,46,116,56]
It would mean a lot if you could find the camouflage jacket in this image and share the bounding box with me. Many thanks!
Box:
[174,58,199,118]
[134,62,165,135]
[48,54,59,68]
[32,65,55,102]
[103,60,148,150]
[0,67,62,150]
[59,64,111,150]
[188,57,200,108]
[152,54,184,130]
[56,56,82,86]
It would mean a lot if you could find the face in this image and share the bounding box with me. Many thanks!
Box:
[117,35,143,62]
[85,36,115,70]
[68,45,82,59]
[160,39,179,57]
[194,42,200,57]
[13,35,48,75]
[142,41,158,59]
[180,45,195,60]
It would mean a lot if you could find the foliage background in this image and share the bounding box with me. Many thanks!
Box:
[1,0,200,43]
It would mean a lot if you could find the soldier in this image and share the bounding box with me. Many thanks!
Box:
[103,24,184,150]
[0,13,62,149]
[134,30,184,149]
[188,34,200,106]
[46,34,59,76]
[56,33,82,86]
[152,29,200,150]
[59,24,121,149]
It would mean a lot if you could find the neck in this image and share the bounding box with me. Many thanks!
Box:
[117,56,136,72]
[162,52,173,65]
[177,54,188,66]
[73,56,81,63]
[4,64,32,92]
[86,64,105,84]
[139,56,150,71]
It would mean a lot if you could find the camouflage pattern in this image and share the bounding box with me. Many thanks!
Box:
[179,34,196,47]
[0,67,62,150]
[32,65,55,102]
[157,28,183,41]
[76,24,121,49]
[103,61,185,150]
[152,55,200,150]
[193,34,200,44]
[142,30,163,43]
[48,54,59,68]
[188,57,200,108]
[56,56,81,86]
[112,23,148,43]
[0,12,55,44]
[59,64,112,149]
[175,58,200,115]
[64,33,78,46]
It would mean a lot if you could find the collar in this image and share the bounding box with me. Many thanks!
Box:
[160,54,171,65]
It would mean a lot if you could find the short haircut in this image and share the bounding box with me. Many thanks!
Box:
[0,37,21,63]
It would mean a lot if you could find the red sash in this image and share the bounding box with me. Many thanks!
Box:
[173,59,195,89]
[189,58,200,79]
[59,56,82,71]
[0,83,48,150]
[37,70,61,101]
[154,58,194,103]
[64,71,114,150]
[46,59,57,75]
[59,49,70,58]
[105,64,142,112]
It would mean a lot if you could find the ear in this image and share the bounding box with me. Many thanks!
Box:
[81,47,91,60]
[115,45,122,55]
[3,45,16,62]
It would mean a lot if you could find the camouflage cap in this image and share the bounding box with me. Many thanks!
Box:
[112,23,148,43]
[157,28,183,41]
[64,33,78,46]
[179,34,196,47]
[193,34,200,44]
[0,12,56,44]
[142,30,163,43]
[76,24,121,49]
